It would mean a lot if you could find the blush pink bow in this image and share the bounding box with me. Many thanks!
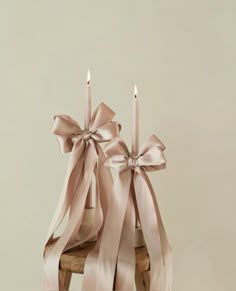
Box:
[82,135,173,291]
[43,103,119,291]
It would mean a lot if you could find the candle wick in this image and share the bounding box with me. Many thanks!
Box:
[134,85,138,98]
[87,70,91,85]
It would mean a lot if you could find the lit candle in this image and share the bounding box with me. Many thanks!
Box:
[132,85,139,156]
[85,70,91,130]
[85,70,93,208]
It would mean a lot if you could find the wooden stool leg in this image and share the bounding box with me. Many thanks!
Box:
[142,271,150,290]
[59,270,72,290]
[135,271,150,291]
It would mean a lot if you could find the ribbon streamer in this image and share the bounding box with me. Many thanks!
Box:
[43,103,119,291]
[83,135,173,291]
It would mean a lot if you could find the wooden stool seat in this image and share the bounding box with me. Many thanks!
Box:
[60,241,150,274]
[53,241,151,290]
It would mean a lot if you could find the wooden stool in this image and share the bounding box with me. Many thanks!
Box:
[58,241,150,290]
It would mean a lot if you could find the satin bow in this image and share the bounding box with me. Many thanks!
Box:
[83,135,172,291]
[104,134,166,172]
[44,103,119,291]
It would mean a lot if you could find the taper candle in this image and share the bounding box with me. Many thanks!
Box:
[85,70,92,208]
[132,85,139,156]
[132,85,141,229]
[85,70,91,130]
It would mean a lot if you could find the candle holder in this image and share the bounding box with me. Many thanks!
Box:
[77,207,97,242]
[43,103,120,291]
[135,226,145,247]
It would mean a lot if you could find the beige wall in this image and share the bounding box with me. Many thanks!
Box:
[0,1,235,290]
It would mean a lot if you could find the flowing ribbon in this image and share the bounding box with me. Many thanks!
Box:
[83,135,172,291]
[43,103,119,291]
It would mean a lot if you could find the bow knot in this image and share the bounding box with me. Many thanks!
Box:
[127,155,139,170]
[81,130,93,141]
[72,130,95,143]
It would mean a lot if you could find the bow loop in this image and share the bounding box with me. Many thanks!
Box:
[138,134,166,171]
[90,103,115,130]
[139,134,165,154]
[104,137,129,171]
[52,115,82,153]
[92,122,119,143]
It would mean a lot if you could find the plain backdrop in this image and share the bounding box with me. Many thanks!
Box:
[0,1,235,290]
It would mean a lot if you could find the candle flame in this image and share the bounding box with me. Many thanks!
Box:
[87,70,91,84]
[134,85,138,98]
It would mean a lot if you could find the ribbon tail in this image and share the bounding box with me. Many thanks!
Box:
[96,145,113,217]
[92,170,132,291]
[43,145,97,291]
[82,146,114,291]
[134,171,169,291]
[66,164,104,250]
[44,141,85,246]
[77,145,112,245]
[142,171,173,290]
[67,143,103,245]
[115,192,136,291]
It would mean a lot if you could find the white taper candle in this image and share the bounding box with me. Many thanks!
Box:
[85,70,92,208]
[85,70,91,130]
[132,85,139,156]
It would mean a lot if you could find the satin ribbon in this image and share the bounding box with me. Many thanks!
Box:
[43,103,119,291]
[83,135,172,291]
